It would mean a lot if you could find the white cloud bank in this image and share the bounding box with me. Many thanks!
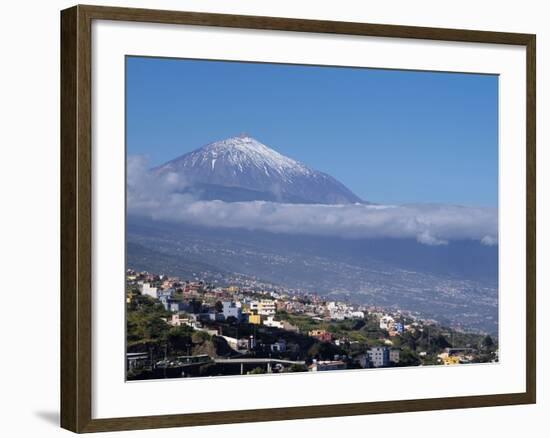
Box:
[127,156,498,246]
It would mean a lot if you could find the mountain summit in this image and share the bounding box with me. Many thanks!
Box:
[155,135,364,204]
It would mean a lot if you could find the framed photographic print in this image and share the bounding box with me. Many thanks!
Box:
[60,4,536,433]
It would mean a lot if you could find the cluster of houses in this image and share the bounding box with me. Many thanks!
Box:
[127,269,481,371]
[170,311,289,356]
[323,301,365,320]
[129,270,377,330]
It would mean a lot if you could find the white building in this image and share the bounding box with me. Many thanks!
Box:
[379,315,395,330]
[263,315,283,328]
[222,301,242,321]
[141,282,158,299]
[330,311,347,321]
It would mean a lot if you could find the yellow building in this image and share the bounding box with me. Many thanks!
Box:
[438,353,461,365]
[248,314,262,325]
[249,299,276,316]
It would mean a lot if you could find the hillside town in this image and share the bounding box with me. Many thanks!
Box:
[126,269,498,380]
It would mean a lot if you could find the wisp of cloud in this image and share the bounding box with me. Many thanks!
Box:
[127,155,498,246]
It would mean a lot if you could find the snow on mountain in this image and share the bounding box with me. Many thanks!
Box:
[182,135,311,178]
[155,135,364,204]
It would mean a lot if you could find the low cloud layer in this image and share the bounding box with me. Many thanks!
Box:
[127,156,498,246]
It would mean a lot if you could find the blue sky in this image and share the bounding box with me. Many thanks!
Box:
[126,56,498,207]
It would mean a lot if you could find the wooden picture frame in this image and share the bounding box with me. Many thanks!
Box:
[61,4,536,433]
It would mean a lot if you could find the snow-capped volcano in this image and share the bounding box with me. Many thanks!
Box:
[155,135,364,204]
